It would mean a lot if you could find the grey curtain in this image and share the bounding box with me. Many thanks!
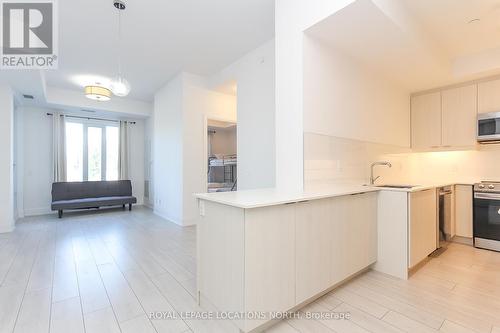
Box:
[52,113,66,182]
[119,120,129,180]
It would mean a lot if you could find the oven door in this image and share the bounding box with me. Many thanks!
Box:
[478,114,500,142]
[473,192,500,242]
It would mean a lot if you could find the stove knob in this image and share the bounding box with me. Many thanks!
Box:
[489,185,495,189]
[479,184,485,189]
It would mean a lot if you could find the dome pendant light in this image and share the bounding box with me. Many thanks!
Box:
[110,0,131,97]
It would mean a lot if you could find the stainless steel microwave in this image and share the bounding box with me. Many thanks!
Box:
[478,112,500,143]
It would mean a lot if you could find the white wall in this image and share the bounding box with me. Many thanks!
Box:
[0,84,15,232]
[275,0,357,190]
[209,126,237,156]
[303,36,410,147]
[152,72,237,226]
[153,74,185,224]
[17,106,146,217]
[21,107,52,216]
[182,75,237,225]
[144,116,154,207]
[128,120,145,206]
[209,40,276,190]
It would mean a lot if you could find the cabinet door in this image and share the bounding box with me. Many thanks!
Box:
[295,199,333,304]
[442,85,477,147]
[409,189,437,268]
[411,92,442,149]
[455,185,473,238]
[478,79,500,114]
[244,204,295,330]
[331,192,377,284]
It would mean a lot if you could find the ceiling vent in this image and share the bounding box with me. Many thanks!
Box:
[22,94,34,99]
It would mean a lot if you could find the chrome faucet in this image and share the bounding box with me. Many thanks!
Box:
[370,161,392,185]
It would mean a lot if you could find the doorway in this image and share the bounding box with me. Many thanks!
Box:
[206,119,237,192]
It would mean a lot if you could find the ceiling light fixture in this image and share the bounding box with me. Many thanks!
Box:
[110,0,131,97]
[85,85,112,101]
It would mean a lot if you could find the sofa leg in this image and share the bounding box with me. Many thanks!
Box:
[122,204,126,210]
[58,210,63,219]
[129,204,132,211]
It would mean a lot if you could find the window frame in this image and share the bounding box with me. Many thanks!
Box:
[65,118,119,182]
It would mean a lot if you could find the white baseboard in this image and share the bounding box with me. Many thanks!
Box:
[0,224,15,233]
[23,207,53,217]
[153,210,184,226]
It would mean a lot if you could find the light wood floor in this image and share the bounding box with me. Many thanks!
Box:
[2,208,500,333]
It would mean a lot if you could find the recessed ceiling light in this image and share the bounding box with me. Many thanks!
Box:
[468,18,481,24]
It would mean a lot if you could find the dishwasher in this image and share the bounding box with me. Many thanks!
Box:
[438,186,453,249]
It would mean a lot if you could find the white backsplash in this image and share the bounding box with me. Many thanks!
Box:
[304,132,500,188]
[304,133,409,187]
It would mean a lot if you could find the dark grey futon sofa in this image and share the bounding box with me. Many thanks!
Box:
[51,180,137,218]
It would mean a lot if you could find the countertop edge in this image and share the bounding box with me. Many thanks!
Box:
[195,187,380,209]
[195,182,476,209]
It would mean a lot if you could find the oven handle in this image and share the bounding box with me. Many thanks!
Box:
[474,192,500,200]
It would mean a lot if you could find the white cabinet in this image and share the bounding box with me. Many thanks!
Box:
[198,192,379,332]
[478,79,500,114]
[244,205,296,329]
[295,193,377,304]
[295,199,333,303]
[455,185,473,238]
[411,84,478,150]
[411,92,442,149]
[442,85,477,147]
[409,189,437,268]
[334,193,377,279]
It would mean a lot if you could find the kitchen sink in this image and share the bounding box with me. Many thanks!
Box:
[374,184,417,189]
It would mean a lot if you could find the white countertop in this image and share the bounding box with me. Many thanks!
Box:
[195,184,379,209]
[195,181,477,209]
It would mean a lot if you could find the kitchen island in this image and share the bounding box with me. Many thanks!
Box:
[195,182,473,332]
[195,185,379,332]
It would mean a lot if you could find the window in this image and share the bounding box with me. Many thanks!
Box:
[65,120,120,182]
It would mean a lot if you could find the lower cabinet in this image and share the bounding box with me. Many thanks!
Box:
[409,189,437,268]
[295,192,377,304]
[455,185,473,238]
[244,204,296,329]
[199,192,378,332]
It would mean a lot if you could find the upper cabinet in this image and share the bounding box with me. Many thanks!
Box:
[478,79,500,114]
[411,92,442,149]
[441,85,477,147]
[411,84,477,150]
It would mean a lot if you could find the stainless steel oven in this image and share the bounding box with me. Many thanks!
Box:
[473,182,500,252]
[478,112,500,143]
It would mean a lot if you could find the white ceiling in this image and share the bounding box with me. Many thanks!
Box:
[401,0,500,58]
[306,0,500,93]
[43,0,274,102]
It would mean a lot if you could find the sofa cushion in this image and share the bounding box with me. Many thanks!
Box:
[52,196,137,210]
[52,180,133,201]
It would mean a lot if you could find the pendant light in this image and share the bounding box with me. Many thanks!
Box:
[110,0,131,97]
